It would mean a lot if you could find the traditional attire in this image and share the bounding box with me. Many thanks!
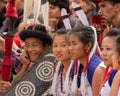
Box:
[100,70,117,96]
[78,55,102,96]
[51,60,78,96]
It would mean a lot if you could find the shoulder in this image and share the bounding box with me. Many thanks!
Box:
[87,55,102,85]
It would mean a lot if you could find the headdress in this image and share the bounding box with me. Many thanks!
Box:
[61,8,72,29]
[71,2,89,26]
[19,24,53,46]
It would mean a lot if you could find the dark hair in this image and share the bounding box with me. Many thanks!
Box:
[53,28,69,40]
[115,29,120,56]
[27,24,46,32]
[19,24,53,46]
[103,28,120,39]
[68,26,95,51]
[48,0,69,12]
[108,0,120,5]
[103,28,120,56]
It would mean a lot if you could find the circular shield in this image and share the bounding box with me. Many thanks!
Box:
[15,81,35,96]
[36,61,53,82]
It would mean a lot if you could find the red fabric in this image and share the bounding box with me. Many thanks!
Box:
[102,28,109,38]
[100,67,113,90]
[82,50,89,73]
[53,62,56,73]
[74,60,78,75]
[118,61,120,66]
[97,34,102,45]
[1,37,13,81]
[13,33,21,48]
[91,15,102,27]
[4,0,18,19]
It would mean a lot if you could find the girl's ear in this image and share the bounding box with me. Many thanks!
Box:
[85,42,92,52]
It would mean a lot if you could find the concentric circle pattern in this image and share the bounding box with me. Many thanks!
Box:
[15,81,35,96]
[36,61,53,82]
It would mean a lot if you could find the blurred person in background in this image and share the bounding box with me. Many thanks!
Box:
[0,0,24,34]
[0,0,7,28]
[98,0,120,28]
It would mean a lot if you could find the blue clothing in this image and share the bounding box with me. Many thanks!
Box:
[77,55,102,87]
[87,55,102,86]
[108,70,117,87]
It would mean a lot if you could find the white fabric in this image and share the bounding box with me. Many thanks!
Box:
[100,81,111,96]
[64,60,74,93]
[79,73,92,96]
[51,60,78,96]
[57,75,72,96]
[51,61,61,95]
[98,61,106,68]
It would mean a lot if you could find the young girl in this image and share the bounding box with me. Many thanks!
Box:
[51,29,80,96]
[100,28,120,96]
[109,33,120,96]
[67,26,104,96]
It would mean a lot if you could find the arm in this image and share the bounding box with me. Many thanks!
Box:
[11,63,29,84]
[11,52,30,84]
[92,66,105,96]
[109,71,120,96]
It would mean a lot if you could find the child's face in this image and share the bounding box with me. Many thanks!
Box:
[68,34,86,60]
[111,51,120,70]
[101,37,115,67]
[52,34,71,62]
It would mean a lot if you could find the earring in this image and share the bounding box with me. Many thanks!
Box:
[83,49,89,72]
[118,61,120,66]
[84,49,89,55]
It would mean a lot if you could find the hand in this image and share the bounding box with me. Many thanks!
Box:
[20,52,30,69]
[0,81,11,93]
[101,16,110,29]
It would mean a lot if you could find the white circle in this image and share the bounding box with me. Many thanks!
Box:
[36,61,53,82]
[15,81,35,96]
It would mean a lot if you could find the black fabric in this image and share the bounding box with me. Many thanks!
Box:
[0,7,6,28]
[74,7,82,11]
[41,0,48,5]
[19,29,53,46]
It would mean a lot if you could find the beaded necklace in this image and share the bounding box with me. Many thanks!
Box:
[51,60,79,96]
